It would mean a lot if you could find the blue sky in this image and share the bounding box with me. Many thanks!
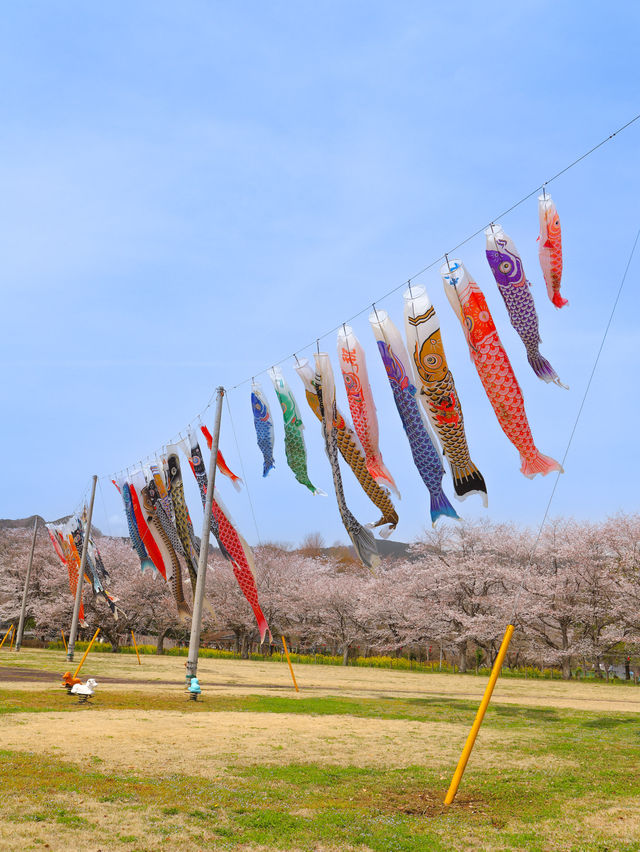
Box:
[2,1,639,546]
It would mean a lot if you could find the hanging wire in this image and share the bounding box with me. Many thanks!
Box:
[509,224,640,623]
[105,111,640,477]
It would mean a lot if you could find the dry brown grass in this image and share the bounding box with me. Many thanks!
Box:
[4,648,639,712]
[0,707,574,779]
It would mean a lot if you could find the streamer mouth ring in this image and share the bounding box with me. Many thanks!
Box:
[368,307,389,325]
[402,283,428,303]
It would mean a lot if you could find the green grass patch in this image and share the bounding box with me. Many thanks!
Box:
[1,720,640,852]
[2,679,640,849]
[1,685,636,741]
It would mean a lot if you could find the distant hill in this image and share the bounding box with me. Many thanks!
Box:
[0,515,104,537]
[0,516,412,559]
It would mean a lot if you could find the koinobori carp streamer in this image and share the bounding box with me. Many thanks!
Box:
[538,191,567,308]
[70,517,121,620]
[250,381,275,477]
[336,324,399,498]
[165,447,201,592]
[184,432,270,642]
[200,425,243,491]
[294,357,399,537]
[113,479,156,576]
[369,308,459,525]
[403,284,487,506]
[441,259,563,478]
[485,223,565,387]
[141,469,190,621]
[269,365,325,496]
[314,352,381,570]
[47,522,87,627]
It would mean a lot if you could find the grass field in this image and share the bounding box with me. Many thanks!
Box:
[1,649,639,851]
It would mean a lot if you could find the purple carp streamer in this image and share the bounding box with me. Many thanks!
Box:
[485,224,566,387]
[370,309,459,526]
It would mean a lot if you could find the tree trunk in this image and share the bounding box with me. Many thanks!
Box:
[240,633,249,660]
[342,645,349,666]
[561,656,571,680]
[156,628,169,655]
[457,642,467,673]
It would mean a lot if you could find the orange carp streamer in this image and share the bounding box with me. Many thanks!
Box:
[441,260,563,479]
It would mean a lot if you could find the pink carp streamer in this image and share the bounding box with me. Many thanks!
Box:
[538,192,568,308]
[337,324,400,498]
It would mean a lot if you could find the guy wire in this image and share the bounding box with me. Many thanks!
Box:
[509,224,640,624]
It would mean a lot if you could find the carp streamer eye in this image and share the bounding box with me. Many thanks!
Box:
[499,261,512,274]
[425,353,443,370]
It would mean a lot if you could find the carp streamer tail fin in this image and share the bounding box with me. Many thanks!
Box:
[177,600,191,622]
[449,463,488,508]
[252,603,270,644]
[520,451,564,479]
[527,350,564,386]
[351,524,381,571]
[552,292,569,309]
[429,489,460,525]
[366,457,401,499]
[141,557,156,575]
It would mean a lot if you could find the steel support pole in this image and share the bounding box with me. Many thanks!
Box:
[186,387,224,682]
[66,475,98,662]
[15,517,39,652]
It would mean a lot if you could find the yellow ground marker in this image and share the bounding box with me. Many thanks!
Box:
[72,627,101,680]
[0,624,14,650]
[60,629,68,653]
[444,624,515,806]
[131,630,141,666]
[281,635,299,693]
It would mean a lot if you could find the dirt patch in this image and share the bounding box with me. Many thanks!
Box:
[386,788,487,819]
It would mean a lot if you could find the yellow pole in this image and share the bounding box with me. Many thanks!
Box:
[444,624,515,806]
[281,635,299,693]
[9,625,16,651]
[131,630,141,666]
[0,624,14,650]
[72,627,100,680]
[60,630,68,653]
